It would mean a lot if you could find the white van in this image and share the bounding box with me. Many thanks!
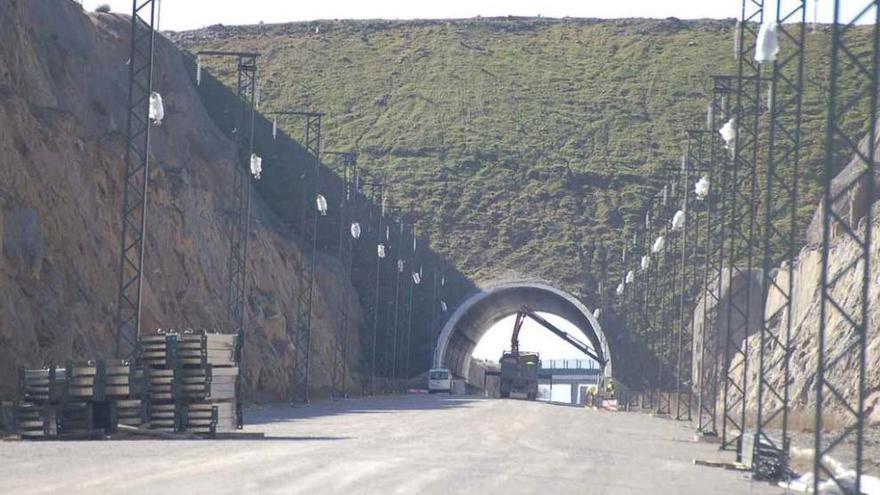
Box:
[427,368,452,393]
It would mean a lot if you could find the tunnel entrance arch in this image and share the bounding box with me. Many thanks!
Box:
[433,280,612,384]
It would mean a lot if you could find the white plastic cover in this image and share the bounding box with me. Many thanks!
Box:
[641,255,651,270]
[350,222,361,239]
[719,118,736,148]
[412,272,421,285]
[645,211,651,229]
[249,153,262,180]
[272,118,277,140]
[754,22,780,63]
[593,308,602,319]
[254,81,261,109]
[316,194,328,215]
[616,283,625,296]
[441,275,446,287]
[440,300,448,312]
[385,225,390,241]
[671,210,685,231]
[652,235,665,254]
[377,244,386,258]
[695,176,710,200]
[625,270,634,284]
[149,92,164,125]
[196,57,202,86]
[397,259,404,273]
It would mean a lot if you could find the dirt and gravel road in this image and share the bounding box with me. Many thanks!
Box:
[0,395,784,494]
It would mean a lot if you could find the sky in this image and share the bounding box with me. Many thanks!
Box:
[471,311,599,364]
[77,0,847,33]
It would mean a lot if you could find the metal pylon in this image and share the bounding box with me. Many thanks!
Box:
[753,0,805,480]
[279,111,324,405]
[696,76,736,437]
[720,0,764,458]
[193,50,260,427]
[674,131,711,422]
[813,2,878,492]
[328,152,358,399]
[114,0,156,360]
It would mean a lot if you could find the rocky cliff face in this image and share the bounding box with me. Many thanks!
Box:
[0,0,364,401]
[698,129,880,426]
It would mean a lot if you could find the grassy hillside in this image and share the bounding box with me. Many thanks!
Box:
[171,17,874,304]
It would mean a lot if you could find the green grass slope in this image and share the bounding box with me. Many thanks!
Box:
[170,17,874,304]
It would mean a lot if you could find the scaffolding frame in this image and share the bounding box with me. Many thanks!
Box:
[813,2,878,492]
[753,0,806,480]
[268,111,323,404]
[114,0,157,360]
[327,151,358,399]
[696,76,736,437]
[720,0,764,457]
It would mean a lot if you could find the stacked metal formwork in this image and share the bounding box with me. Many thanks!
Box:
[141,331,238,434]
[114,0,157,360]
[813,2,878,492]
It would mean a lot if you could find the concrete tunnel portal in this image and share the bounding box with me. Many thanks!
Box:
[433,280,613,385]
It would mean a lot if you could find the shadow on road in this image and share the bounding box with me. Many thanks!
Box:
[245,394,483,425]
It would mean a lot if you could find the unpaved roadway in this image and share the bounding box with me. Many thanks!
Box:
[0,395,783,494]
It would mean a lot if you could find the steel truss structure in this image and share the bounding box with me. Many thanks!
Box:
[268,111,323,404]
[364,180,386,395]
[752,0,805,480]
[696,76,736,437]
[720,0,764,457]
[327,152,358,399]
[813,1,878,492]
[400,223,419,382]
[114,0,157,360]
[638,201,656,410]
[673,130,712,421]
[388,212,403,391]
[650,179,676,416]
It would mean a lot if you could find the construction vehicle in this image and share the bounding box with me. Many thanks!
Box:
[499,351,540,399]
[500,305,607,401]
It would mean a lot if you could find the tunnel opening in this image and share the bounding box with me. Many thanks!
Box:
[433,280,613,388]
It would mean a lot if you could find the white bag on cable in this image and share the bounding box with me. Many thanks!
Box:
[149,92,164,125]
[695,176,710,200]
[719,118,736,148]
[250,154,262,179]
[616,283,625,296]
[350,222,361,239]
[316,194,328,215]
[672,210,685,231]
[625,270,634,284]
[754,22,779,63]
[652,235,665,254]
[377,243,386,258]
[593,308,602,319]
[641,255,651,270]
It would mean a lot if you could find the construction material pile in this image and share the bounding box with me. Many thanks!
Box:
[15,331,240,439]
[17,360,146,439]
[140,330,239,434]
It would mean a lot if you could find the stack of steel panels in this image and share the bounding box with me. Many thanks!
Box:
[140,331,239,435]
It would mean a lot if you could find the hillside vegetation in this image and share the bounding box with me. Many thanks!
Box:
[172,17,875,303]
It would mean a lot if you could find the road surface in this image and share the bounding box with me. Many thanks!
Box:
[0,395,783,494]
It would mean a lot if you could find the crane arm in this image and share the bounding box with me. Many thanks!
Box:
[511,305,605,365]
